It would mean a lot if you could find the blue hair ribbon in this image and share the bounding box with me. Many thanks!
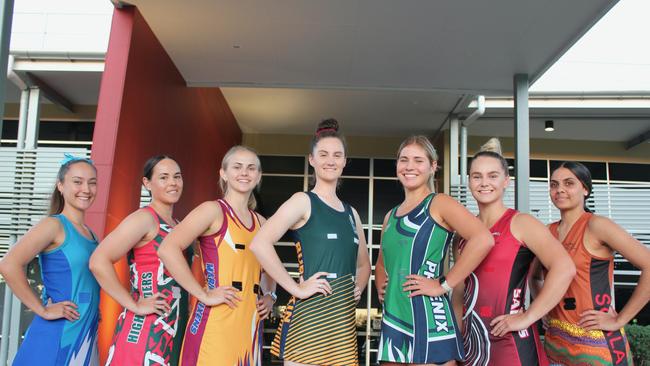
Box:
[61,153,94,166]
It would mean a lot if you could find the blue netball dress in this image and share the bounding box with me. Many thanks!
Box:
[13,214,100,366]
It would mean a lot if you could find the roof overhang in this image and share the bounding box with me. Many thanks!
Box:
[127,0,617,94]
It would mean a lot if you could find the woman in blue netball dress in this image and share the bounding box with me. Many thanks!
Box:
[0,154,101,365]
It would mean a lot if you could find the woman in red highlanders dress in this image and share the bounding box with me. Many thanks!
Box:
[90,156,190,365]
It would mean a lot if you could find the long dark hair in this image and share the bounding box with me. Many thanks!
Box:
[49,159,97,215]
[552,161,593,212]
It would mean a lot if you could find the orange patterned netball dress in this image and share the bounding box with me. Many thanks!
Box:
[180,199,263,366]
[545,212,633,366]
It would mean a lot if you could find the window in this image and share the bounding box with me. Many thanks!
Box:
[609,162,650,182]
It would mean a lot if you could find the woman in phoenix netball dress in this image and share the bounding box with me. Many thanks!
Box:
[250,118,371,366]
[158,145,276,366]
[541,162,650,365]
[0,154,100,365]
[450,138,575,366]
[374,135,493,365]
[89,156,189,365]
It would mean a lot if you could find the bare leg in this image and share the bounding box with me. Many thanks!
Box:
[381,361,457,366]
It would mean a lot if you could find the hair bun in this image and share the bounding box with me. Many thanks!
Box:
[479,137,502,155]
[316,118,339,134]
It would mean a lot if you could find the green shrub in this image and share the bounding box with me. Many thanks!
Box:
[626,323,650,366]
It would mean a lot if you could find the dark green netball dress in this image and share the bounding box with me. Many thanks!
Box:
[271,192,360,366]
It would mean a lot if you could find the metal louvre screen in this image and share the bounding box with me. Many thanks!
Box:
[595,183,650,286]
[140,186,151,207]
[0,147,91,257]
[451,180,650,287]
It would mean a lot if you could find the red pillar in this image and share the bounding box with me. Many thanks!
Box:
[88,6,241,363]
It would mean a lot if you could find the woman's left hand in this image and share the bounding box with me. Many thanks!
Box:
[489,310,532,337]
[353,285,362,303]
[403,274,446,298]
[578,307,622,331]
[256,294,274,320]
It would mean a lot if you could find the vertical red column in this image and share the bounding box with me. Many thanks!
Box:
[89,6,241,363]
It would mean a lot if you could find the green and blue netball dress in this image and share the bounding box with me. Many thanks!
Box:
[13,214,100,365]
[272,192,359,366]
[379,193,463,364]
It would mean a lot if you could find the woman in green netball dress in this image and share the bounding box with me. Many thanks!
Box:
[251,118,371,366]
[374,136,494,365]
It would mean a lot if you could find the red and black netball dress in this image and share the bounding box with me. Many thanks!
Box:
[106,206,189,366]
[460,208,548,366]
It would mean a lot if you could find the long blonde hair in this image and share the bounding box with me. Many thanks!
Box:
[219,145,262,210]
[397,135,438,192]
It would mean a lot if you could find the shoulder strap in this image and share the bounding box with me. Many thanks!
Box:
[424,192,436,212]
[51,214,71,237]
[500,208,518,226]
[86,227,99,243]
[304,191,319,214]
[142,206,161,227]
[214,199,230,234]
[305,191,317,203]
[217,199,232,220]
[568,212,593,242]
[344,202,356,224]
[549,220,560,238]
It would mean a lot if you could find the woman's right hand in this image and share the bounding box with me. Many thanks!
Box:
[41,299,80,321]
[378,277,388,303]
[201,286,242,308]
[133,292,172,316]
[295,272,332,299]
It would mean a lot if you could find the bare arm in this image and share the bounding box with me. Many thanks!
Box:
[450,235,466,331]
[529,258,544,301]
[490,213,576,336]
[579,215,650,331]
[256,271,277,320]
[250,192,331,299]
[255,215,277,320]
[158,201,240,307]
[351,207,371,301]
[257,216,277,294]
[374,212,390,303]
[0,217,79,321]
[89,210,170,316]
